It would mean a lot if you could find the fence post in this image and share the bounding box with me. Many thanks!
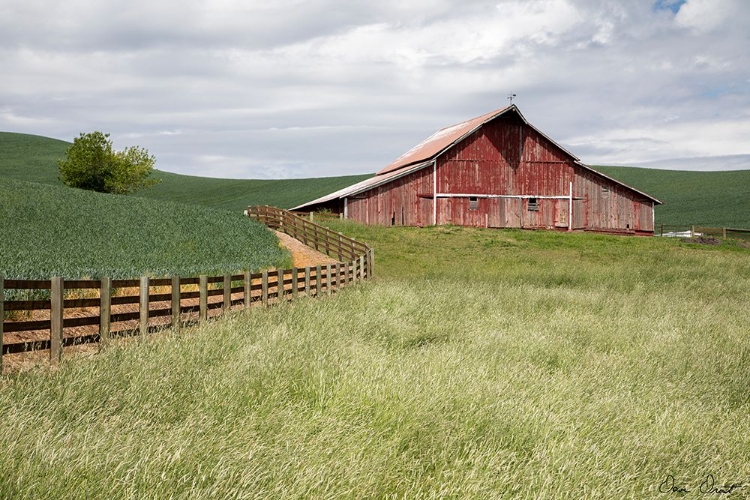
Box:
[223,273,231,312]
[352,259,358,284]
[325,264,331,296]
[171,276,180,330]
[140,276,149,336]
[723,227,727,239]
[305,267,310,296]
[244,271,251,309]
[369,248,375,279]
[262,270,268,306]
[50,276,64,365]
[292,267,298,298]
[691,225,695,237]
[1,276,4,373]
[277,269,284,301]
[359,255,365,281]
[100,277,111,346]
[199,275,208,323]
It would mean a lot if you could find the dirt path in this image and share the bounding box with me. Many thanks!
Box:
[274,230,339,267]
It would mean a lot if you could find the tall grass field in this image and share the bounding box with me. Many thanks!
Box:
[2,222,749,498]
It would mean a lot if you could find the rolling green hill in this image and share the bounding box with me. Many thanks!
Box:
[0,177,290,281]
[0,132,371,211]
[1,131,748,226]
[595,165,750,228]
[0,132,70,185]
[136,170,371,212]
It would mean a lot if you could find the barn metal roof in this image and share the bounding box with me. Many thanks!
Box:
[377,105,584,176]
[377,107,512,175]
[292,105,661,211]
[290,160,433,210]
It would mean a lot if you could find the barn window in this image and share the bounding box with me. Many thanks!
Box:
[528,198,539,211]
[602,186,610,197]
[469,197,479,210]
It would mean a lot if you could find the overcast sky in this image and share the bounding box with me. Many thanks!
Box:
[2,0,749,178]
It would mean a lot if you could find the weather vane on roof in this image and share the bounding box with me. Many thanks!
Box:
[507,93,517,104]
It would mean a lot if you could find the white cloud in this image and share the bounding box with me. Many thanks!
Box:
[675,0,736,32]
[1,0,749,177]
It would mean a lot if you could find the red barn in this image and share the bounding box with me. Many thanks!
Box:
[293,105,661,235]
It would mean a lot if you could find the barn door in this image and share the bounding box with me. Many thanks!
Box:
[498,198,522,228]
[417,197,432,227]
[572,199,586,229]
[486,199,501,227]
[554,199,569,229]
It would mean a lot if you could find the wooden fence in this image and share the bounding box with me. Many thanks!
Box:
[290,210,343,222]
[658,224,750,240]
[690,226,750,241]
[1,207,373,371]
[246,205,372,264]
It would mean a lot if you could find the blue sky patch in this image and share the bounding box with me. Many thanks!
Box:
[653,0,687,14]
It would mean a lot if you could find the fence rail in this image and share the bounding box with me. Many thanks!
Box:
[247,205,371,264]
[658,224,750,240]
[691,226,750,241]
[291,211,342,222]
[2,207,373,371]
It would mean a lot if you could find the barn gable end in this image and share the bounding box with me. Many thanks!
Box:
[293,105,661,235]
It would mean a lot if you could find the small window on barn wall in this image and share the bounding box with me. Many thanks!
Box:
[528,198,539,211]
[469,197,479,210]
[601,186,610,197]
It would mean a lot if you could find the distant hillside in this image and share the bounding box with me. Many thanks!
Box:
[1,131,748,227]
[594,166,750,228]
[0,131,371,211]
[136,170,371,212]
[0,132,70,185]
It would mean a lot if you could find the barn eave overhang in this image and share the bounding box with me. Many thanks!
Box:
[290,160,433,211]
[574,161,663,205]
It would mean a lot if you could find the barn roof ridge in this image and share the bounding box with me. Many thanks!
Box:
[378,105,515,175]
[291,106,661,211]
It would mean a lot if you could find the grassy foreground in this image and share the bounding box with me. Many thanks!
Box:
[2,224,749,498]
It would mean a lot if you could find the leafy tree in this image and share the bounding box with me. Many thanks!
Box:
[58,131,160,194]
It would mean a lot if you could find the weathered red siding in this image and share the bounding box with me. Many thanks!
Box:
[434,115,580,229]
[574,169,654,233]
[347,166,434,226]
[334,109,656,234]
